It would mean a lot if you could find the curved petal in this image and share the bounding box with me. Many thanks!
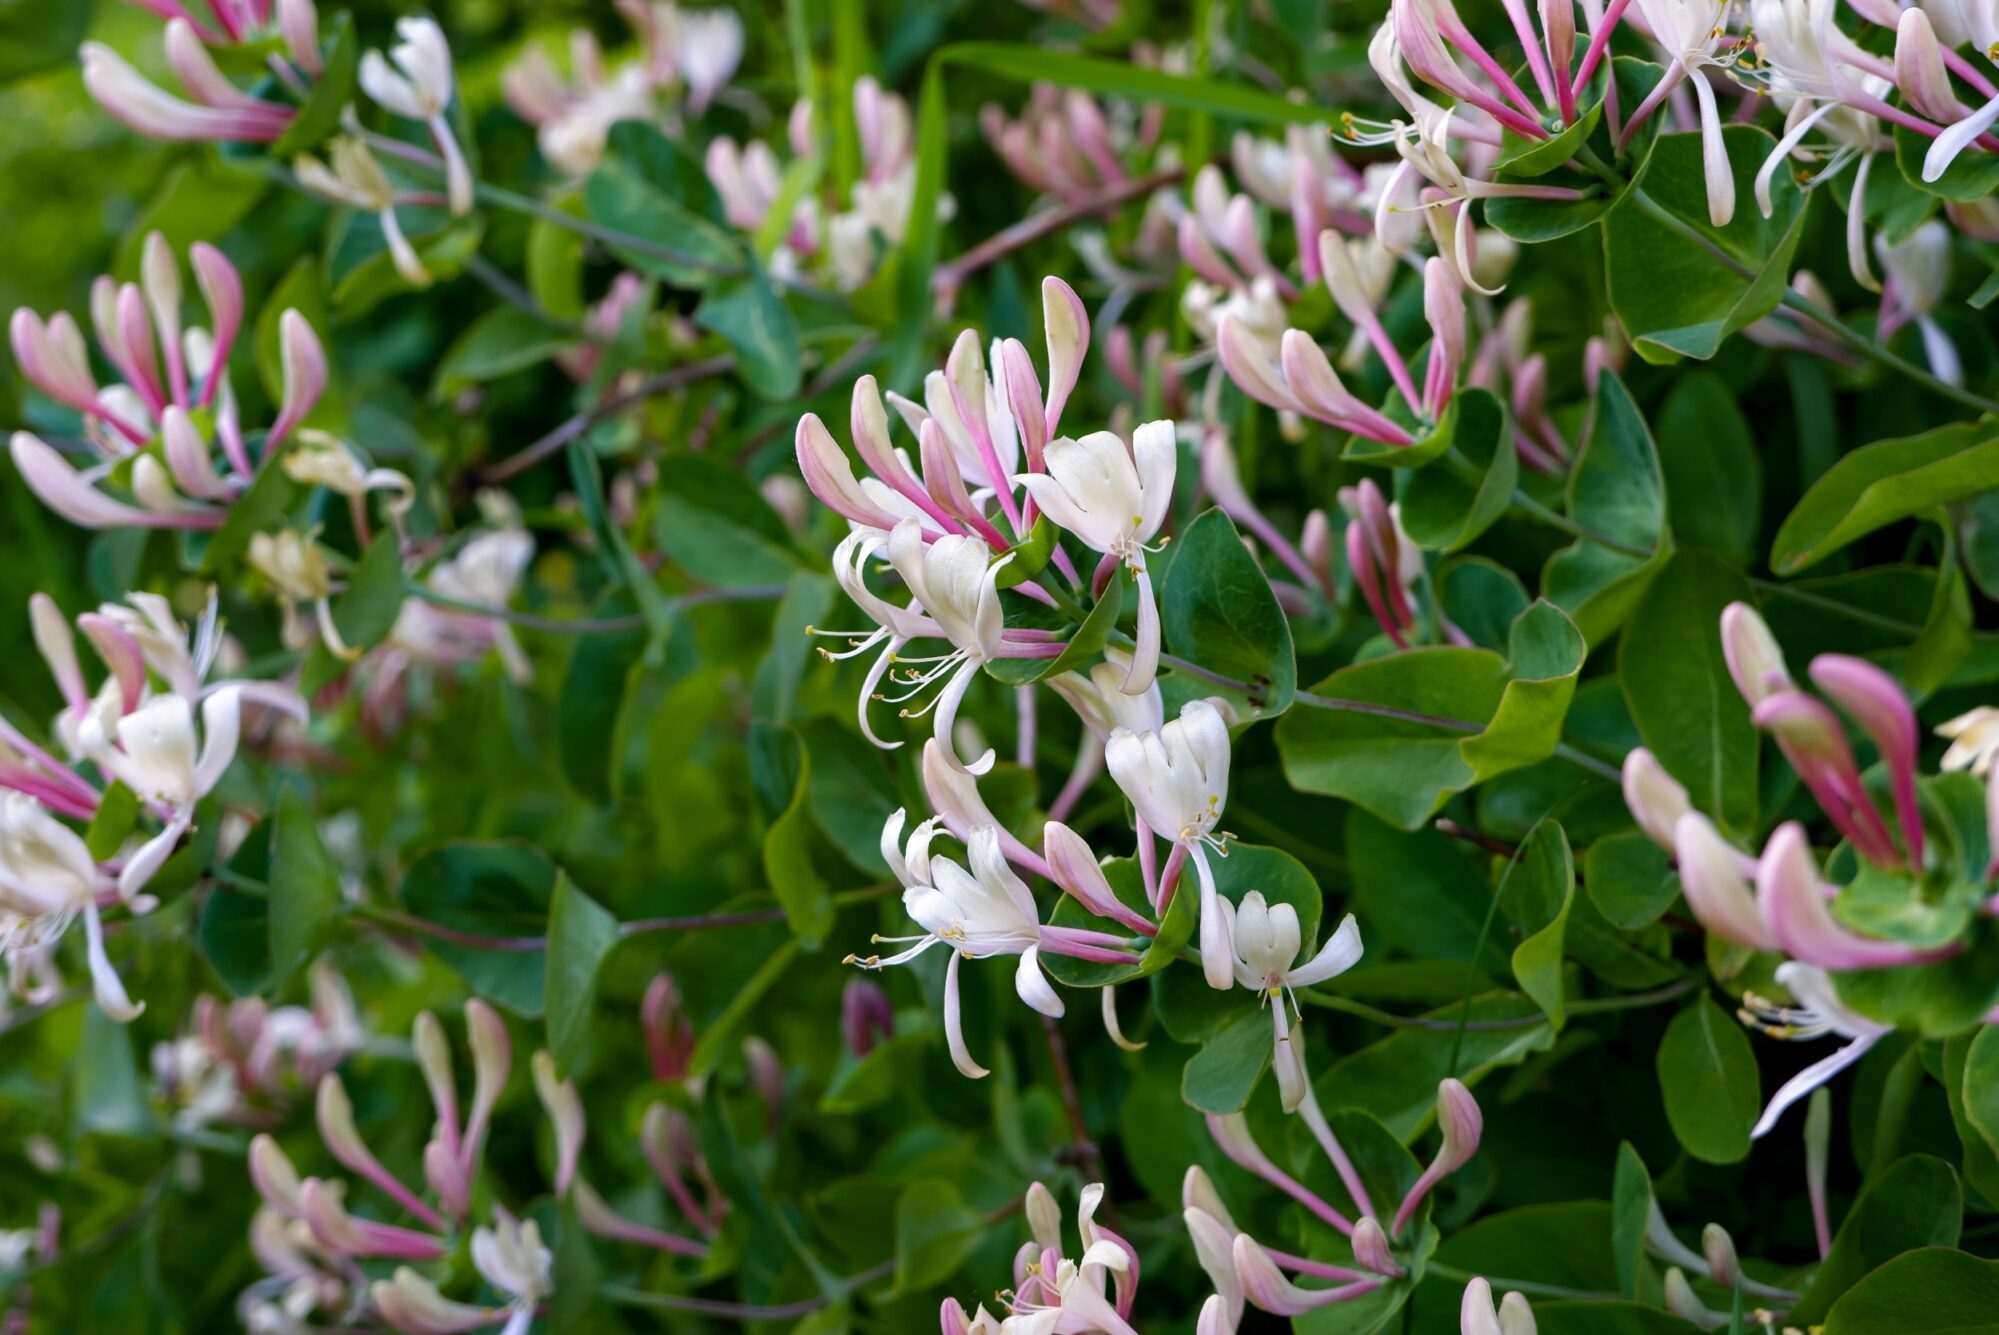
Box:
[1015,945,1065,1017]
[943,950,989,1079]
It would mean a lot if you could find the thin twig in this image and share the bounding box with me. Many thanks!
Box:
[1300,977,1696,1030]
[932,168,1185,293]
[477,356,738,485]
[402,583,785,634]
[1040,1013,1110,1217]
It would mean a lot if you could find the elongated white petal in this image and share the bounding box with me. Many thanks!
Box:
[943,950,989,1078]
[1015,946,1065,1017]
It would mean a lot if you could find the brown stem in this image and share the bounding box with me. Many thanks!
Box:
[932,168,1185,294]
[1040,1013,1112,1221]
[475,356,737,485]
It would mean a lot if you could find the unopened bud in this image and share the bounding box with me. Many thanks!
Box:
[1026,1180,1063,1253]
[531,1050,584,1197]
[1700,1223,1738,1287]
[1663,1267,1723,1328]
[410,1012,459,1140]
[1719,602,1790,707]
[1435,1078,1482,1172]
[1621,748,1691,851]
[1352,1215,1403,1277]
[841,978,893,1058]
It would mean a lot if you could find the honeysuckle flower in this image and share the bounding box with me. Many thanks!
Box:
[980,84,1164,205]
[1014,421,1175,693]
[852,818,1140,1078]
[816,522,1063,773]
[638,1102,726,1237]
[1621,0,1740,225]
[1213,892,1363,1109]
[1874,221,1960,387]
[1197,1294,1235,1335]
[1937,706,1999,777]
[0,793,142,1021]
[8,240,322,534]
[1460,1277,1537,1334]
[1000,1182,1140,1333]
[1740,961,1890,1136]
[940,1298,1006,1334]
[642,972,697,1080]
[250,529,355,659]
[1920,19,1999,184]
[1339,478,1454,649]
[1758,821,1954,968]
[294,137,433,287]
[381,526,536,690]
[921,739,1052,877]
[1392,1078,1481,1235]
[1673,812,1779,949]
[1720,601,1794,706]
[661,4,745,113]
[1042,820,1159,939]
[1622,748,1694,851]
[502,19,661,178]
[373,1210,550,1335]
[360,18,471,216]
[1236,1232,1384,1315]
[1200,430,1330,602]
[153,961,362,1130]
[1106,699,1235,985]
[81,24,298,144]
[1350,1216,1403,1277]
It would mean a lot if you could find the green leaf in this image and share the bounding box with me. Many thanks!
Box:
[1485,58,1666,243]
[1603,127,1807,361]
[1278,601,1583,829]
[689,942,798,1077]
[1769,420,1999,574]
[0,0,92,83]
[655,456,805,587]
[430,306,568,400]
[556,591,646,805]
[1529,1305,1706,1334]
[1495,100,1607,177]
[1319,994,1553,1138]
[1585,831,1680,930]
[399,842,553,1016]
[1824,1247,1999,1333]
[1895,121,1999,202]
[84,782,139,863]
[330,535,407,652]
[695,259,803,400]
[269,12,357,158]
[1619,553,1759,835]
[993,513,1056,590]
[1940,1033,1999,1208]
[1396,387,1519,553]
[1542,372,1672,645]
[1655,992,1760,1164]
[544,873,619,1076]
[1790,1155,1963,1324]
[547,1201,611,1334]
[1500,821,1575,1029]
[266,786,341,989]
[330,217,484,314]
[1961,1025,1999,1161]
[1344,812,1510,970]
[199,885,271,997]
[1657,372,1760,562]
[759,725,834,948]
[1162,508,1297,718]
[114,159,269,284]
[988,571,1123,686]
[1610,1143,1654,1300]
[1834,929,1999,1036]
[893,1178,986,1294]
[1181,1006,1273,1114]
[584,157,741,286]
[200,462,297,576]
[73,1005,149,1137]
[1152,843,1324,1041]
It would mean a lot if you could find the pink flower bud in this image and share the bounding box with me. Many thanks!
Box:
[1896,10,1968,123]
[11,432,154,530]
[841,977,893,1058]
[1043,820,1156,936]
[1436,1077,1482,1170]
[270,309,327,451]
[796,412,901,530]
[1217,316,1303,415]
[422,1138,469,1220]
[1041,277,1089,441]
[190,243,243,393]
[278,0,323,76]
[1674,811,1777,950]
[161,407,231,499]
[1700,1222,1738,1286]
[1621,748,1692,851]
[531,1049,584,1196]
[743,1035,784,1130]
[411,1012,460,1149]
[1720,602,1791,707]
[464,998,511,1165]
[1235,1233,1350,1314]
[81,41,291,143]
[372,1268,496,1334]
[1197,1293,1236,1335]
[29,593,84,717]
[249,1133,305,1215]
[1809,654,1924,869]
[998,338,1048,471]
[642,972,695,1082]
[1422,257,1465,419]
[10,310,97,413]
[1757,821,1945,969]
[1352,1216,1403,1276]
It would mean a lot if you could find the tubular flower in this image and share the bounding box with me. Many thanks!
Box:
[1739,961,1890,1136]
[0,590,302,1022]
[995,1182,1141,1333]
[1460,1277,1538,1334]
[152,959,364,1130]
[1620,0,1743,225]
[293,137,437,288]
[1212,892,1364,1110]
[9,241,327,533]
[82,9,320,145]
[1874,221,1961,387]
[851,816,1140,1079]
[1014,421,1176,694]
[1106,700,1236,986]
[372,1210,551,1335]
[360,18,473,216]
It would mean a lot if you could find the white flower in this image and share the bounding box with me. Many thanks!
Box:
[358,18,472,216]
[1014,423,1176,694]
[1937,705,1999,776]
[1740,962,1889,1138]
[0,794,141,1022]
[1214,893,1363,1110]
